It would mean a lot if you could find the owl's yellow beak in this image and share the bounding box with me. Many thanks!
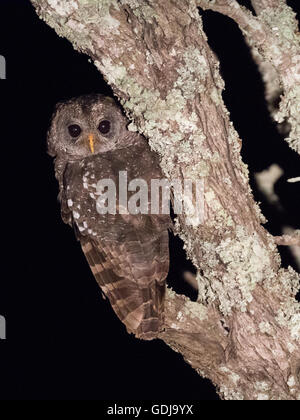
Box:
[88,134,95,154]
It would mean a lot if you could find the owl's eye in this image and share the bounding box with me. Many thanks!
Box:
[68,124,82,138]
[98,120,111,135]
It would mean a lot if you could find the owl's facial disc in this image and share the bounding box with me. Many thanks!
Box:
[48,95,136,160]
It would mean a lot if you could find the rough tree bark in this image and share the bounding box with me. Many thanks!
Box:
[31,0,300,400]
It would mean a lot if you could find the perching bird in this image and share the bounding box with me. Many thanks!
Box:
[48,94,171,340]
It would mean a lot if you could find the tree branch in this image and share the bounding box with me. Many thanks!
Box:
[197,0,300,154]
[275,231,300,247]
[288,177,300,184]
[197,0,265,40]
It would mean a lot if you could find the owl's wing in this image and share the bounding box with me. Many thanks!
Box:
[81,229,169,340]
[62,145,171,340]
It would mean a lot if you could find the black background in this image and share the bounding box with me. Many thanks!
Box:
[0,0,299,401]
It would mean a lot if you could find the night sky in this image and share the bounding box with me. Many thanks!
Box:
[0,0,299,401]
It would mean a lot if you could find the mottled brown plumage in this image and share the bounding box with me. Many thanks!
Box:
[48,94,170,340]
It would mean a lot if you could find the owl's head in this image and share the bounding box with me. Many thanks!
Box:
[48,94,136,160]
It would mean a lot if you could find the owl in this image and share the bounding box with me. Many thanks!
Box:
[48,94,171,340]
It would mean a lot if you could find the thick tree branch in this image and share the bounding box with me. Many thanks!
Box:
[31,0,300,400]
[197,0,300,154]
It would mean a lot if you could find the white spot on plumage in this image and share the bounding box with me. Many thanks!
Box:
[73,211,80,219]
[67,199,73,207]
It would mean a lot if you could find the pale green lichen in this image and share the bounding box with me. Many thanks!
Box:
[254,381,272,400]
[196,226,277,315]
[276,301,300,341]
[183,299,208,321]
[245,323,256,335]
[202,189,234,228]
[145,50,154,66]
[255,381,271,393]
[174,47,209,99]
[275,85,300,154]
[219,385,244,401]
[33,0,121,54]
[261,265,300,341]
[95,58,127,85]
[184,161,210,178]
[166,287,208,323]
[287,342,296,353]
[260,4,299,48]
[219,367,240,386]
[287,376,296,388]
[259,321,274,335]
[265,265,299,296]
[257,393,270,400]
[210,86,222,106]
[78,0,120,27]
[287,375,299,396]
[48,0,78,16]
[119,0,157,23]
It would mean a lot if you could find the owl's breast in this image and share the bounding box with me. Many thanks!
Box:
[62,142,170,243]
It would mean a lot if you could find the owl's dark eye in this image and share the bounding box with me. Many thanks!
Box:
[68,124,82,138]
[98,120,111,135]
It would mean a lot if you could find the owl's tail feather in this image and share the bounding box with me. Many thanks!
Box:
[133,281,165,341]
[81,236,168,341]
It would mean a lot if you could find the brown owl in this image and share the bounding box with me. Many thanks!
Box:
[48,94,171,340]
